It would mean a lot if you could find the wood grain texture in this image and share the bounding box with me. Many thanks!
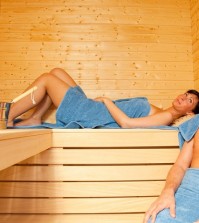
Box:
[0,0,195,114]
[191,0,199,87]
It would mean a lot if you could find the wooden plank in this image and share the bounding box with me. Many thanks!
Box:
[0,181,164,197]
[0,69,192,81]
[0,129,51,141]
[0,13,191,26]
[52,129,179,147]
[0,213,144,223]
[0,51,192,62]
[0,165,171,181]
[1,0,190,8]
[0,32,192,44]
[0,129,51,171]
[0,79,194,90]
[1,6,191,17]
[0,24,191,36]
[0,197,156,213]
[0,42,192,53]
[20,148,179,164]
[0,60,193,72]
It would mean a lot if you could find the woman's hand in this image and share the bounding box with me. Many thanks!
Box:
[94,96,110,103]
[143,189,176,223]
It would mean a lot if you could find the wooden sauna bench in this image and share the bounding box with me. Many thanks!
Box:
[0,128,180,223]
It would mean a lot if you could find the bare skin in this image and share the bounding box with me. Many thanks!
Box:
[143,130,199,223]
[7,68,199,127]
[7,68,77,127]
[95,92,199,128]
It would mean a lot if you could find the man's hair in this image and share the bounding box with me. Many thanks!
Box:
[187,89,199,114]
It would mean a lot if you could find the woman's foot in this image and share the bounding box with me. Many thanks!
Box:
[6,120,14,127]
[15,116,42,126]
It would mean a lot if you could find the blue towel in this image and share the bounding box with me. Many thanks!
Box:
[177,114,199,147]
[55,86,151,128]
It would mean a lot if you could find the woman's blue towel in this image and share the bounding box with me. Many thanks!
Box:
[55,86,151,128]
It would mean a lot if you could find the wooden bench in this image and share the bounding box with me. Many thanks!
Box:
[0,128,180,223]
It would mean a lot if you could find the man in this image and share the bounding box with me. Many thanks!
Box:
[144,129,199,223]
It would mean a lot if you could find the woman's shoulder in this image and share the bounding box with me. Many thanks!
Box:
[149,104,163,115]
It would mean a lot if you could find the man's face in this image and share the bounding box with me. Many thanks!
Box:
[172,92,199,115]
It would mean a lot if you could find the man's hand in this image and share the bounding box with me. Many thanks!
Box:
[143,189,176,223]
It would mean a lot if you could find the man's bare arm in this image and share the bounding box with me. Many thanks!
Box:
[143,139,193,223]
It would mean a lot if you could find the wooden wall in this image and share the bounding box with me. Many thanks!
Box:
[0,0,194,117]
[191,0,199,89]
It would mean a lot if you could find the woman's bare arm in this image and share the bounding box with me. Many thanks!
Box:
[143,139,193,223]
[95,97,173,128]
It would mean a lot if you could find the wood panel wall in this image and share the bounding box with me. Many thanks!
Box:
[191,0,199,89]
[0,0,194,119]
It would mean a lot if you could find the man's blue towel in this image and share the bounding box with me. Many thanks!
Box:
[177,114,199,147]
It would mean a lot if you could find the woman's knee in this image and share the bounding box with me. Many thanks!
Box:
[49,67,65,76]
[38,72,51,81]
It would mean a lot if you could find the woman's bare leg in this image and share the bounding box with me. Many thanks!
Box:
[49,68,78,87]
[7,72,71,127]
[15,68,77,126]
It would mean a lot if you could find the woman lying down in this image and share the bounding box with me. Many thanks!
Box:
[6,68,199,129]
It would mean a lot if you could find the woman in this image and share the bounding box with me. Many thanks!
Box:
[6,68,199,128]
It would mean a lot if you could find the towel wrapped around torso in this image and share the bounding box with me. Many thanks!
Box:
[55,86,151,128]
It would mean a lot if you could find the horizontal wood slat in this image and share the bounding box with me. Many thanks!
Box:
[52,129,179,147]
[0,214,145,223]
[0,79,194,90]
[0,42,192,54]
[0,61,193,72]
[20,148,179,164]
[0,165,171,181]
[0,197,156,213]
[0,51,192,62]
[0,181,164,197]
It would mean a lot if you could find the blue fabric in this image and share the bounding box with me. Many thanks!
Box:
[177,114,199,148]
[148,168,199,223]
[55,86,151,128]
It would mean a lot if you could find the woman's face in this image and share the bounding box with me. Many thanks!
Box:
[172,92,199,114]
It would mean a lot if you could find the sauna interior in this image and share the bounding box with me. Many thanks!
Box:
[0,0,199,222]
